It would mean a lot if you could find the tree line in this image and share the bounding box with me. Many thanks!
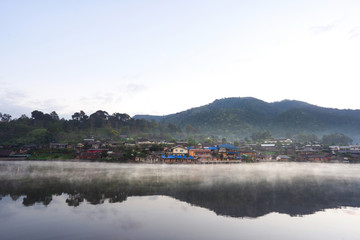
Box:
[0,110,184,146]
[0,110,354,147]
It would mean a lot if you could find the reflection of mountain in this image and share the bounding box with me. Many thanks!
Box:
[1,176,360,218]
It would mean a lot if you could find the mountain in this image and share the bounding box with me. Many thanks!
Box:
[134,97,360,140]
[131,115,166,122]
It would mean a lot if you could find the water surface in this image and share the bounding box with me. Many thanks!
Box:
[1,161,359,240]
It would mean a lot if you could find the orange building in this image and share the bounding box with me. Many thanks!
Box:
[188,148,212,161]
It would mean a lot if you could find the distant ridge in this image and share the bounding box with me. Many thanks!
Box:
[132,115,165,122]
[134,97,360,140]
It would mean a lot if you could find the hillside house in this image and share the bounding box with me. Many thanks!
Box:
[188,148,212,161]
[264,138,293,145]
[329,146,340,151]
[350,145,360,151]
[171,146,188,156]
[50,143,68,149]
[261,144,276,150]
[217,144,239,160]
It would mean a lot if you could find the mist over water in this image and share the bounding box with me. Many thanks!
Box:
[1,161,360,240]
[1,161,359,182]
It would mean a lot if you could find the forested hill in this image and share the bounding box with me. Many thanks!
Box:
[134,97,360,140]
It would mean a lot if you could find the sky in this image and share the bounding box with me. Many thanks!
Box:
[1,0,360,119]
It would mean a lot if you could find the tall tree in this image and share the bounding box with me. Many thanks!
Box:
[0,113,12,122]
[72,110,88,123]
[50,111,59,121]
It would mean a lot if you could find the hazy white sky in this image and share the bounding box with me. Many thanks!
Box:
[1,0,360,119]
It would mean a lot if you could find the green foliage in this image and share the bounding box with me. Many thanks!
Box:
[251,131,272,142]
[138,97,360,141]
[0,109,185,145]
[293,133,319,144]
[149,144,164,152]
[17,129,53,145]
[2,97,360,145]
[101,150,108,158]
[242,155,252,163]
[187,137,197,146]
[28,148,75,160]
[321,133,353,146]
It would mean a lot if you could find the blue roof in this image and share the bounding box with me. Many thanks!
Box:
[205,147,218,150]
[228,151,240,154]
[218,144,238,150]
[162,155,190,159]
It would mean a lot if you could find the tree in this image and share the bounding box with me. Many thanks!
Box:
[185,125,198,135]
[31,110,45,120]
[204,137,214,145]
[112,113,131,122]
[72,110,88,123]
[251,130,272,142]
[167,123,182,134]
[23,128,53,145]
[321,133,353,146]
[89,110,109,128]
[101,150,108,159]
[187,137,197,146]
[294,133,319,144]
[19,114,29,120]
[0,113,12,122]
[50,111,59,121]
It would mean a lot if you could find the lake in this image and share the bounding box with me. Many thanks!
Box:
[1,161,360,240]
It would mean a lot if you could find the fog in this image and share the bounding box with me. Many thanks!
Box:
[0,161,359,184]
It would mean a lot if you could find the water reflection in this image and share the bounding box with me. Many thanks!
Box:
[1,161,360,218]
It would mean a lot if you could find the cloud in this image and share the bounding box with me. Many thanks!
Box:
[0,89,33,117]
[74,83,148,115]
[348,27,360,39]
[0,88,67,118]
[0,81,150,119]
[311,24,335,35]
[124,83,148,94]
[0,99,33,118]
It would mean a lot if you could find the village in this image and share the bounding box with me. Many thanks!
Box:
[1,137,359,163]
